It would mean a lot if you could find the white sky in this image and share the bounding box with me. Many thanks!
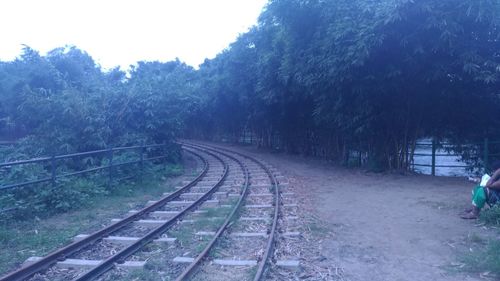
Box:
[0,0,268,70]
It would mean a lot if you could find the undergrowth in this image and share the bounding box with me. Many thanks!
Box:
[461,240,500,276]
[479,205,500,226]
[0,159,181,221]
[460,205,500,277]
[0,162,183,275]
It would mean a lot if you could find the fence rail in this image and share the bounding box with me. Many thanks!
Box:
[0,143,170,192]
[411,138,499,176]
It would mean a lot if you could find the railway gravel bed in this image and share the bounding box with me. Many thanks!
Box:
[168,142,291,281]
[88,146,246,280]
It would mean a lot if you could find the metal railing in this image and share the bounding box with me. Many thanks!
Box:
[411,138,500,176]
[0,143,170,192]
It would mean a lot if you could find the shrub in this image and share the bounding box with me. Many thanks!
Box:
[479,205,500,226]
[0,157,177,220]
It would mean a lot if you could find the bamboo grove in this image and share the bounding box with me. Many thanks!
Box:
[1,0,500,171]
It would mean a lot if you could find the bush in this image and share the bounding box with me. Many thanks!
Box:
[38,178,108,213]
[479,205,500,226]
[0,140,185,220]
[0,158,179,220]
[0,176,109,220]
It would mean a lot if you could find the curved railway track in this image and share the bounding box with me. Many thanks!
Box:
[1,142,297,281]
[176,142,281,281]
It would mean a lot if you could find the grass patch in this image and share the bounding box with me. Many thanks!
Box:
[201,205,231,219]
[464,204,500,277]
[194,217,225,230]
[194,240,210,254]
[168,219,217,248]
[122,269,162,281]
[0,163,185,276]
[479,205,500,226]
[466,233,487,245]
[307,220,331,235]
[247,266,258,279]
[460,239,500,276]
[210,237,230,259]
[102,268,162,281]
[168,226,193,246]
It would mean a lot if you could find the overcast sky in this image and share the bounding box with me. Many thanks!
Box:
[0,0,268,70]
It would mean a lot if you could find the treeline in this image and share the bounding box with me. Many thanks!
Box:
[187,0,500,170]
[0,47,196,216]
[1,0,500,172]
[0,46,196,158]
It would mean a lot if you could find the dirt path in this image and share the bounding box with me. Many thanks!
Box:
[218,143,495,281]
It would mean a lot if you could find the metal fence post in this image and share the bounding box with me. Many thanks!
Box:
[343,147,349,167]
[484,138,489,173]
[108,148,113,188]
[162,141,167,169]
[51,154,56,187]
[139,144,145,184]
[431,139,436,176]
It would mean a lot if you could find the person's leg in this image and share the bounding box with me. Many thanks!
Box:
[462,187,478,213]
[472,186,487,209]
[461,186,486,219]
[462,186,482,212]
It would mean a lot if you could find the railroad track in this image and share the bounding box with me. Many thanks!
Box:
[175,142,300,281]
[1,143,300,281]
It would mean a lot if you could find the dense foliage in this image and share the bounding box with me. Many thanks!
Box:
[0,47,193,217]
[0,46,195,155]
[187,0,500,170]
[1,0,500,215]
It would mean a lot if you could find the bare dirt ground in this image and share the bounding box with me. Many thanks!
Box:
[219,143,497,281]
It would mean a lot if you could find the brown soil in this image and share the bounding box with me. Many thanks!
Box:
[214,143,495,281]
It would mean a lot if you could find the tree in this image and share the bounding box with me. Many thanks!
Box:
[187,0,500,170]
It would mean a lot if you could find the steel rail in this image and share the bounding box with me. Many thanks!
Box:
[174,142,250,280]
[253,157,280,281]
[184,141,281,281]
[73,145,230,281]
[0,148,208,281]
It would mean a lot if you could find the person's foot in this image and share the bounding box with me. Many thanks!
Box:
[461,211,478,219]
[460,206,480,219]
[461,207,473,214]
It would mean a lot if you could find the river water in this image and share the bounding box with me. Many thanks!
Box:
[412,143,473,177]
